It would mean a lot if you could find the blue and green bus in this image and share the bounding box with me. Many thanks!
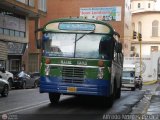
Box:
[36,18,123,107]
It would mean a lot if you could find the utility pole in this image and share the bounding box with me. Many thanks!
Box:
[138,33,142,77]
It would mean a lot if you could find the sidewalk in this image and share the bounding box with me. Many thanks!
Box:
[146,83,160,119]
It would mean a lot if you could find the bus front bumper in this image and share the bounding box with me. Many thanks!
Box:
[39,77,111,97]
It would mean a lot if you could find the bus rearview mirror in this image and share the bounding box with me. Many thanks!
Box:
[115,42,122,53]
[118,43,122,52]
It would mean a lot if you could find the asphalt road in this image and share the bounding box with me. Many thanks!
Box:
[0,87,147,120]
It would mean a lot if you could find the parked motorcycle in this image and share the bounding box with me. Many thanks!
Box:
[135,76,143,90]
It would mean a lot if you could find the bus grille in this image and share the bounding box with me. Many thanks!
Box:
[62,67,85,84]
[122,79,131,84]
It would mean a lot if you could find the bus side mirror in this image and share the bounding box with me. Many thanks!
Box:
[115,42,122,53]
[118,43,122,53]
[36,39,42,49]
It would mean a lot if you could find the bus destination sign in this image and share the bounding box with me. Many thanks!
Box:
[59,23,95,31]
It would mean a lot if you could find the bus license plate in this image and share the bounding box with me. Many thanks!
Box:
[67,87,77,92]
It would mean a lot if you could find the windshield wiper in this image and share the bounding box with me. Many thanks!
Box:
[75,31,94,42]
[73,31,94,58]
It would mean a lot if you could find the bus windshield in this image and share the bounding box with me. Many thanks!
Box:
[43,33,112,59]
[122,71,135,78]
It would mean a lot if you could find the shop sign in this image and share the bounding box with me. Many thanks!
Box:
[8,42,26,55]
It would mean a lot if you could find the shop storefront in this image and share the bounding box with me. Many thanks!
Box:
[0,41,7,69]
[0,8,27,73]
[7,42,26,73]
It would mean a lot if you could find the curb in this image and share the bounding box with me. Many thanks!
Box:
[143,80,157,85]
[146,84,160,115]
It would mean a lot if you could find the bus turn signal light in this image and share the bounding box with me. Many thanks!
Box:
[45,58,51,64]
[98,60,104,67]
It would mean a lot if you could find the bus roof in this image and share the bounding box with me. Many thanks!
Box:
[41,17,115,34]
[123,64,135,68]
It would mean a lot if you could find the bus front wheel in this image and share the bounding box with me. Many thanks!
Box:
[116,80,122,99]
[49,93,60,104]
[106,94,114,108]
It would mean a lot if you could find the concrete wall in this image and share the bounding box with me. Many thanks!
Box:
[124,0,132,56]
[132,12,160,56]
[131,0,156,12]
[132,12,160,42]
[133,44,160,55]
[131,0,160,56]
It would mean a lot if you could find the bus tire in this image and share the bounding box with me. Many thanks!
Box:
[49,93,60,104]
[105,84,116,108]
[106,94,114,108]
[116,80,121,99]
[116,88,121,99]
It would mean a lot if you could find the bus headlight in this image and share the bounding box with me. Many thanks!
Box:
[130,79,134,83]
[97,67,104,79]
[45,65,50,76]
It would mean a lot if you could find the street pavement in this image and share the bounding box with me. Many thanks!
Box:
[0,84,159,120]
[146,83,160,120]
[0,87,146,120]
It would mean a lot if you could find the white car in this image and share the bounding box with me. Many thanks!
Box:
[0,67,13,88]
[0,76,9,97]
[122,71,136,91]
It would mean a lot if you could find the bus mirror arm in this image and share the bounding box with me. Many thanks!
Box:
[35,28,43,33]
[114,32,120,38]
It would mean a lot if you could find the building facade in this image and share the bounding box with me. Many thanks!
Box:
[29,0,132,72]
[0,0,46,73]
[131,0,160,56]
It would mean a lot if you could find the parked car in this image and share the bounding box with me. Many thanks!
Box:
[13,71,39,89]
[122,64,136,91]
[0,76,9,97]
[0,67,13,89]
[30,72,40,87]
[11,71,19,77]
[122,71,136,91]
